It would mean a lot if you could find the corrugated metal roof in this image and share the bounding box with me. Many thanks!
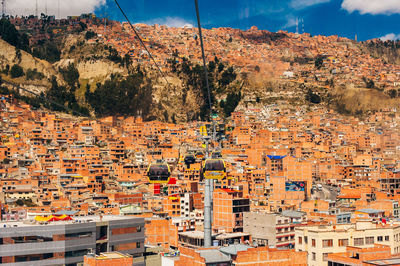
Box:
[267,155,286,160]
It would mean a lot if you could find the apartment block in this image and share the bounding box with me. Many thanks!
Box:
[243,210,306,248]
[295,221,400,266]
[0,216,145,265]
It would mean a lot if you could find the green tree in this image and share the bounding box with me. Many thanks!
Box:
[10,64,24,78]
[223,91,241,117]
[60,63,80,88]
[306,89,321,104]
[85,30,96,40]
[86,68,154,119]
[362,76,375,89]
[315,57,323,69]
[32,41,61,63]
[0,18,30,51]
[123,54,131,68]
[389,89,397,98]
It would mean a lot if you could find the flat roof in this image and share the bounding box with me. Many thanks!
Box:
[364,258,400,265]
[179,231,218,239]
[357,208,385,214]
[220,244,253,255]
[0,215,142,228]
[198,249,230,263]
[90,252,132,260]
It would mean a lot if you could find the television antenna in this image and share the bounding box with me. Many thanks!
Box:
[1,0,5,17]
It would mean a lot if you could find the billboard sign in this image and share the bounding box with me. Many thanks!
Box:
[285,181,306,191]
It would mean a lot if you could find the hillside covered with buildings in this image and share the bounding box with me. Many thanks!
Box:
[1,13,400,266]
[0,14,399,122]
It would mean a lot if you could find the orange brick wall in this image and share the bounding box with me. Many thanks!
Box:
[84,256,133,266]
[235,247,307,266]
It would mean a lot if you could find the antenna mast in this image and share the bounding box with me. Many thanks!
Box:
[2,0,5,17]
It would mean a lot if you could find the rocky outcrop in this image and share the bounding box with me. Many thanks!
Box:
[0,38,62,83]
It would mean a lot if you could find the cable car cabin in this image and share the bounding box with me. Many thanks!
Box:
[202,159,226,180]
[184,154,196,167]
[211,151,222,159]
[146,163,171,184]
[195,151,205,159]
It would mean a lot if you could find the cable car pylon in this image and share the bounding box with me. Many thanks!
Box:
[194,0,221,248]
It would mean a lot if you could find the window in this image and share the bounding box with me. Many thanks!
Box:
[365,237,374,245]
[323,239,333,247]
[354,238,364,246]
[312,239,316,247]
[312,252,316,261]
[323,253,331,261]
[338,239,349,247]
[304,236,308,244]
[298,237,302,244]
[378,236,383,242]
[385,236,390,241]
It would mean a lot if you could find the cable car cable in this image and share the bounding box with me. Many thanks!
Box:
[113,0,174,91]
[194,0,212,119]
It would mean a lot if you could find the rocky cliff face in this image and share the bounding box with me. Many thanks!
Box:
[0,38,62,86]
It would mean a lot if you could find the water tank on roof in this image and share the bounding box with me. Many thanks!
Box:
[213,240,219,247]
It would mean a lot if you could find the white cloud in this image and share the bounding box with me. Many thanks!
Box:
[290,0,331,9]
[5,0,106,18]
[342,0,400,15]
[283,17,297,29]
[141,17,194,28]
[380,33,400,41]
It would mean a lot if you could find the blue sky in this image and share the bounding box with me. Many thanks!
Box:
[9,0,400,41]
[95,0,400,41]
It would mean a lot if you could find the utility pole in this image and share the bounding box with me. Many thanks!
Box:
[35,0,38,17]
[58,0,60,19]
[45,0,47,16]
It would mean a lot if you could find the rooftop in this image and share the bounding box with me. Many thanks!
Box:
[0,215,142,228]
[220,244,253,255]
[363,258,400,265]
[87,252,132,260]
[197,249,230,263]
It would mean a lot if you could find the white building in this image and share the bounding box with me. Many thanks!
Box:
[295,220,400,266]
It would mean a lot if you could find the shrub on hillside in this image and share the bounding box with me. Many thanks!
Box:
[10,64,24,78]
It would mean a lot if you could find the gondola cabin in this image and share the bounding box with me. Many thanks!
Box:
[146,163,171,184]
[211,151,222,159]
[202,159,226,180]
[184,154,196,167]
[195,151,205,159]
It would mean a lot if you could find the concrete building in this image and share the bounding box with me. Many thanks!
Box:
[180,193,193,218]
[326,244,398,266]
[295,220,400,266]
[0,216,145,265]
[243,210,306,248]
